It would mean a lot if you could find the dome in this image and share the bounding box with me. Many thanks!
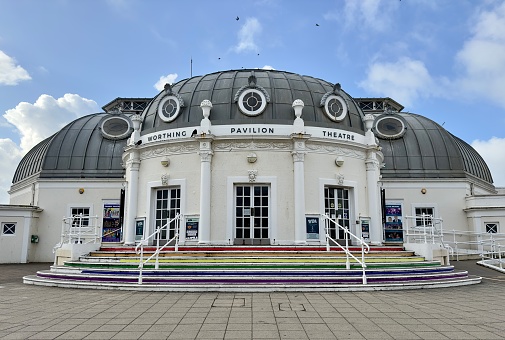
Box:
[12,113,131,184]
[141,69,366,135]
[378,112,493,184]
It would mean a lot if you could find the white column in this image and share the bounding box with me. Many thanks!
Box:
[291,135,309,244]
[198,138,213,244]
[366,150,382,245]
[124,149,140,245]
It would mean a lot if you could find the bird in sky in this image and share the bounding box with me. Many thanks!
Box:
[236,16,239,21]
[316,23,320,26]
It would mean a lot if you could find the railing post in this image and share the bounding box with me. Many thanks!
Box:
[138,243,144,284]
[345,229,350,270]
[361,237,367,284]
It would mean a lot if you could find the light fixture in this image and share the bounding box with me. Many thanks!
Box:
[335,157,344,167]
[421,188,427,194]
[160,157,170,167]
[78,188,85,194]
[247,153,257,163]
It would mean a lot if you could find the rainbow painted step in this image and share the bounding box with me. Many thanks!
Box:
[24,245,481,291]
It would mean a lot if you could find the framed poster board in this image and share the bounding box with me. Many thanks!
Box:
[102,203,121,242]
[306,216,320,240]
[384,203,403,242]
[185,217,199,241]
[360,217,370,242]
[135,217,145,241]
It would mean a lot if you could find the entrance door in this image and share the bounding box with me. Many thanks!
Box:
[155,187,181,241]
[324,187,350,241]
[235,185,269,245]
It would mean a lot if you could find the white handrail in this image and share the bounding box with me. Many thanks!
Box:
[54,214,101,253]
[136,213,182,284]
[321,214,369,284]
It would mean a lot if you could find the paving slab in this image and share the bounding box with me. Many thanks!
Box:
[0,261,505,339]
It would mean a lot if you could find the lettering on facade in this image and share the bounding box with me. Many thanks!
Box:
[322,131,355,140]
[230,127,275,134]
[147,130,187,142]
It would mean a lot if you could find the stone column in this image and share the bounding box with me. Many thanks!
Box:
[366,150,382,245]
[197,100,214,244]
[124,149,140,245]
[291,136,310,244]
[363,114,383,244]
[198,137,213,244]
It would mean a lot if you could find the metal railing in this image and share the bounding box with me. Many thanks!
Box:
[442,229,505,261]
[135,213,182,284]
[403,214,453,256]
[479,243,505,272]
[53,214,101,252]
[321,214,369,284]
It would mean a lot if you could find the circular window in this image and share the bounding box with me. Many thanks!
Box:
[324,95,347,122]
[238,89,267,116]
[101,116,132,140]
[158,96,181,122]
[375,116,406,139]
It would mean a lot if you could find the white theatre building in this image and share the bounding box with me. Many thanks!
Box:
[1,69,505,263]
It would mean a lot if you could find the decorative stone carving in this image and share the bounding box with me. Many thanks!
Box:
[336,173,344,185]
[161,173,169,186]
[248,170,258,182]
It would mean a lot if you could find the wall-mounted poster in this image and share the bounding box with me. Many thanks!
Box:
[306,216,320,240]
[135,217,145,241]
[102,203,121,242]
[360,218,370,242]
[384,203,403,242]
[186,217,199,241]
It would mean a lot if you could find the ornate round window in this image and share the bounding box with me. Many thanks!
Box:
[238,89,267,116]
[323,95,347,122]
[158,95,181,122]
[374,115,406,139]
[100,116,132,140]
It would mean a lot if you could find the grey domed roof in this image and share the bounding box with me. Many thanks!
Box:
[141,69,366,135]
[378,113,493,184]
[12,113,129,184]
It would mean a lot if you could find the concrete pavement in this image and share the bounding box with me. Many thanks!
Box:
[0,261,504,339]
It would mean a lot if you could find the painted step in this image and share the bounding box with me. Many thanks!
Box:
[33,269,469,283]
[87,251,417,258]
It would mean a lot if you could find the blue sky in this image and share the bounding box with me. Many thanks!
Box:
[1,0,505,203]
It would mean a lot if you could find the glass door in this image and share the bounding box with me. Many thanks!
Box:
[324,187,350,241]
[235,185,269,245]
[155,187,181,241]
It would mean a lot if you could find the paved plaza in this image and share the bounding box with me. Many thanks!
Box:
[1,261,505,339]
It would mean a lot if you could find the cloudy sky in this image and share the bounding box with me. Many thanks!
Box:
[1,0,505,203]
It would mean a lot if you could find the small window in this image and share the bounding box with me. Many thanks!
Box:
[100,116,132,140]
[323,95,348,122]
[486,223,498,233]
[238,89,267,116]
[374,115,406,139]
[2,223,16,235]
[158,95,181,122]
[415,207,434,227]
[71,208,90,227]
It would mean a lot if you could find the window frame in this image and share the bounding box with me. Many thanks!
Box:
[2,222,16,236]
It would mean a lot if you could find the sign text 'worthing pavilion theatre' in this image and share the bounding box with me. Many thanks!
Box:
[2,69,505,264]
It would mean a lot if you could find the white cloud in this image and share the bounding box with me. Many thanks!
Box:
[0,50,31,86]
[234,18,262,53]
[154,73,178,92]
[0,139,23,203]
[325,0,398,32]
[261,65,275,70]
[359,57,435,107]
[3,94,99,153]
[454,2,505,108]
[471,137,505,187]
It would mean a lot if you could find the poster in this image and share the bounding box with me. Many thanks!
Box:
[135,218,145,241]
[102,203,121,242]
[384,204,403,242]
[361,218,370,241]
[306,216,319,240]
[186,218,199,240]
